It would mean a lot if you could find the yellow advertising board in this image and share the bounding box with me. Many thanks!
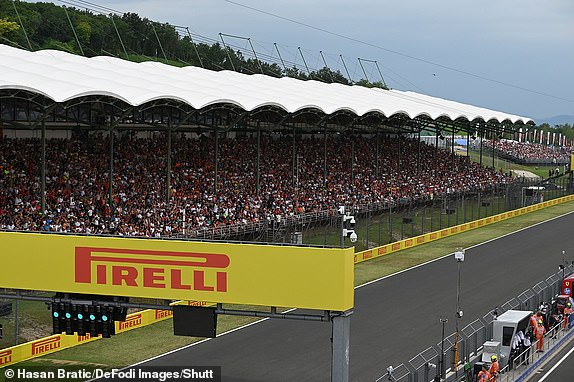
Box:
[0,232,354,311]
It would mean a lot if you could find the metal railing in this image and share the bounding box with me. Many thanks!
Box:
[373,263,574,382]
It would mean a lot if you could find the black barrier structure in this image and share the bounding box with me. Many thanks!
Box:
[374,262,574,382]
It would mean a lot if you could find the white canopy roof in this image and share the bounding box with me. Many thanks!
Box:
[0,44,534,125]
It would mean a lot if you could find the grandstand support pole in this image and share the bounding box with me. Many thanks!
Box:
[256,128,261,196]
[417,130,421,175]
[298,47,311,77]
[108,128,114,210]
[214,127,219,194]
[63,6,84,56]
[397,133,401,174]
[434,133,438,176]
[376,129,380,178]
[351,129,355,184]
[219,33,236,72]
[247,38,264,75]
[292,126,297,189]
[166,121,172,205]
[358,58,369,83]
[320,51,334,83]
[151,23,168,61]
[466,131,470,158]
[40,118,46,214]
[11,0,32,50]
[340,210,345,248]
[331,310,352,382]
[323,127,328,187]
[340,55,352,84]
[110,16,128,59]
[274,43,288,73]
[479,131,483,166]
[492,133,496,169]
[184,28,204,68]
[451,129,455,168]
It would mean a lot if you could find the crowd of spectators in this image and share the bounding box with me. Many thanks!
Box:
[1,132,511,237]
[476,139,571,164]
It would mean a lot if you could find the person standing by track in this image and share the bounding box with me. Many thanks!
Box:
[563,302,572,330]
[477,364,491,382]
[489,355,500,382]
[535,319,546,352]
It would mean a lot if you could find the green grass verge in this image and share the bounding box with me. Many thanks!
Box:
[6,199,571,369]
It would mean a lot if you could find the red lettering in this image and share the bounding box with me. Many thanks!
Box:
[112,266,138,286]
[171,269,191,290]
[194,270,214,291]
[143,268,165,288]
[0,350,12,365]
[31,338,60,355]
[217,272,227,292]
[96,264,107,284]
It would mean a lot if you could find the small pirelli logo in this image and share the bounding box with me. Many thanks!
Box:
[31,336,61,355]
[118,313,142,331]
[187,300,209,307]
[155,309,172,320]
[78,333,93,343]
[0,349,12,365]
[75,247,230,292]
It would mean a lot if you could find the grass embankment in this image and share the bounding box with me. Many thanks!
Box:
[7,199,572,369]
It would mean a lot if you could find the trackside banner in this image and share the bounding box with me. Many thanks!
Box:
[0,233,354,311]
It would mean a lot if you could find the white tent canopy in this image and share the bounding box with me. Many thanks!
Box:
[0,44,534,125]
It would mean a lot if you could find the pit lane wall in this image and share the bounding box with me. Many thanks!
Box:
[354,194,574,263]
[0,300,210,368]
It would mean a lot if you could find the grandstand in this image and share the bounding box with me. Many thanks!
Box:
[0,44,535,242]
[477,139,571,165]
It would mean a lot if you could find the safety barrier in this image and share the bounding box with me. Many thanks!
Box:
[0,300,210,368]
[373,263,574,382]
[355,194,574,264]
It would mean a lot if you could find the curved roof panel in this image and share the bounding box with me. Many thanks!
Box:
[0,44,534,125]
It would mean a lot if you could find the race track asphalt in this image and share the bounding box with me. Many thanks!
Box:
[142,211,574,381]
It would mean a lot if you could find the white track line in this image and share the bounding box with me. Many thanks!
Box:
[538,344,574,382]
[130,209,574,367]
